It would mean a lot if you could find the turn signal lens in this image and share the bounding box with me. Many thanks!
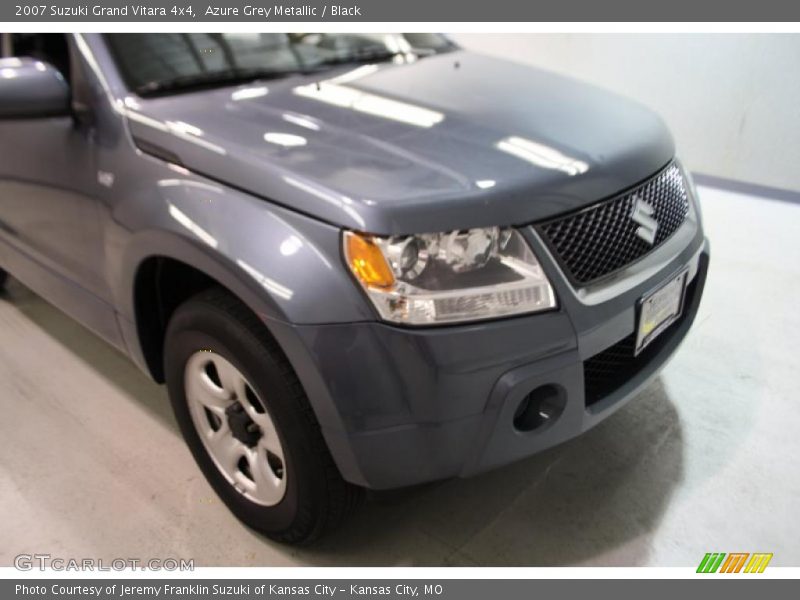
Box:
[344,231,395,289]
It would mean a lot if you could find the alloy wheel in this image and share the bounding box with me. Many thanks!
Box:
[184,350,287,506]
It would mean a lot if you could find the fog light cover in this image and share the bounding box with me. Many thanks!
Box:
[344,227,556,325]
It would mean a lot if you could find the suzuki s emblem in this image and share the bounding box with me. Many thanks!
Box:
[631,197,659,245]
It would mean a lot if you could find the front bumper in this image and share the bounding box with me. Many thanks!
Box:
[271,222,709,490]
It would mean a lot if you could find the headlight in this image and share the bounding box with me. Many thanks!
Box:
[343,227,556,325]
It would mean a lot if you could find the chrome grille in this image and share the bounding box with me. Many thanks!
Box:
[536,162,690,285]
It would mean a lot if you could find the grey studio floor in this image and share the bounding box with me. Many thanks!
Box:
[1,184,798,567]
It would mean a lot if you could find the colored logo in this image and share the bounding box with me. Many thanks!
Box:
[697,552,773,573]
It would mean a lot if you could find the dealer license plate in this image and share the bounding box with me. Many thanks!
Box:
[635,270,688,355]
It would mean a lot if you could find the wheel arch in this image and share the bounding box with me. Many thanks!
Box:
[115,227,370,488]
[120,231,288,383]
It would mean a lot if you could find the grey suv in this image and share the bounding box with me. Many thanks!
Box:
[0,33,709,543]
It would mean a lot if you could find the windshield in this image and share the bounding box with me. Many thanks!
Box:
[104,33,457,96]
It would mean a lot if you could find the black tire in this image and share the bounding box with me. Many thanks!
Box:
[164,287,363,544]
[0,267,7,290]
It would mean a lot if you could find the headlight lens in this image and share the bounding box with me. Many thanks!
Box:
[343,227,556,325]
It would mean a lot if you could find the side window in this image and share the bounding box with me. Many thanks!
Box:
[11,33,71,84]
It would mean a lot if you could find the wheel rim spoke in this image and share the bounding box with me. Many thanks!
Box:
[205,425,241,469]
[242,397,279,441]
[213,357,248,400]
[245,447,285,503]
[258,421,284,459]
[188,354,232,414]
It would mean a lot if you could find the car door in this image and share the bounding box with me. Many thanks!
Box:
[0,33,118,342]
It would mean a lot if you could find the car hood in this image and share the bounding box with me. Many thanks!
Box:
[125,51,675,234]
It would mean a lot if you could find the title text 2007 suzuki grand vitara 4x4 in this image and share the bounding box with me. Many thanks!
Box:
[0,33,708,543]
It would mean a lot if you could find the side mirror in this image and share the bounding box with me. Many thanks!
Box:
[0,57,70,118]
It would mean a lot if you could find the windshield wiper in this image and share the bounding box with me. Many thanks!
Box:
[135,67,301,97]
[312,46,425,69]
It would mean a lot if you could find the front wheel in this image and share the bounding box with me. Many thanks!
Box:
[164,288,363,544]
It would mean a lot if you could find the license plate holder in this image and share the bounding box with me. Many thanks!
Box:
[635,270,688,355]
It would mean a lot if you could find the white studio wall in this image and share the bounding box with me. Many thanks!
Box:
[453,34,800,194]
